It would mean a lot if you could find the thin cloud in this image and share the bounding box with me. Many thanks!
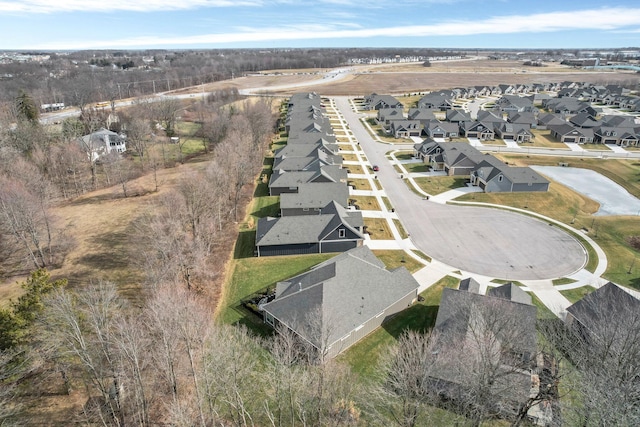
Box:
[0,0,262,13]
[30,7,640,49]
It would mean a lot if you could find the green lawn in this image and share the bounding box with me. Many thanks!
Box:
[393,152,415,160]
[559,286,596,304]
[219,253,335,329]
[530,293,557,320]
[404,162,431,173]
[372,250,425,273]
[413,176,468,195]
[339,275,460,379]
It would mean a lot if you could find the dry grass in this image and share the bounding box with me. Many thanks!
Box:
[349,195,381,211]
[364,217,394,240]
[348,178,372,191]
[530,129,566,148]
[346,164,365,175]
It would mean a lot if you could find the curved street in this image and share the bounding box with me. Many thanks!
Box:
[333,97,586,281]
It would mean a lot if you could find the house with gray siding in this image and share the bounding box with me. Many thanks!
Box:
[470,157,550,192]
[280,182,349,217]
[256,201,364,257]
[261,246,419,359]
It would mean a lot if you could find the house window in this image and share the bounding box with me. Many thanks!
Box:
[498,175,503,182]
[339,229,346,238]
[265,313,274,326]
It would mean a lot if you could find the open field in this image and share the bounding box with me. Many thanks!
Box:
[175,59,640,98]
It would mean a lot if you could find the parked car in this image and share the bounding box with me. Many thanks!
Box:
[372,165,379,171]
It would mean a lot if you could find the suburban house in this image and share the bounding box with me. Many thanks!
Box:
[418,92,455,110]
[255,201,364,257]
[494,95,536,113]
[78,128,127,162]
[506,111,538,128]
[445,108,472,123]
[428,282,539,421]
[408,107,437,125]
[414,139,549,192]
[279,182,349,217]
[547,123,595,143]
[565,282,640,345]
[460,121,496,140]
[268,164,347,196]
[537,113,566,130]
[471,157,550,192]
[390,120,423,138]
[476,110,505,126]
[260,246,420,359]
[364,93,403,110]
[569,112,601,128]
[425,120,459,139]
[377,107,405,127]
[494,122,533,143]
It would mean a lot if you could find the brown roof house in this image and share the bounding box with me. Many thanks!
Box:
[261,246,420,359]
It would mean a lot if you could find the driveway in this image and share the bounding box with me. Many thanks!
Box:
[334,97,586,280]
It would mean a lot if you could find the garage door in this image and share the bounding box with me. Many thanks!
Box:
[564,137,575,143]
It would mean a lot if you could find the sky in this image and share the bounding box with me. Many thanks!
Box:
[1,0,640,50]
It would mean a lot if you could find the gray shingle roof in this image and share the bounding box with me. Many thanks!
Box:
[262,246,419,350]
[280,182,349,210]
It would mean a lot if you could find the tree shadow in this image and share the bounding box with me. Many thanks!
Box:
[234,229,256,259]
[381,303,439,339]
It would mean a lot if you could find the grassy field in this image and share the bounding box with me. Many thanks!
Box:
[339,275,459,379]
[404,162,431,173]
[530,129,566,148]
[346,164,365,175]
[413,176,468,195]
[218,253,334,329]
[559,286,596,304]
[364,217,394,240]
[349,195,381,210]
[348,178,372,191]
[393,219,409,239]
[372,250,426,273]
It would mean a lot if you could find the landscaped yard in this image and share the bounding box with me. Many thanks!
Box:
[404,162,431,173]
[372,250,426,273]
[530,129,567,148]
[413,176,468,195]
[364,217,393,240]
[219,253,334,328]
[559,286,596,304]
[345,164,364,175]
[348,178,372,191]
[349,195,381,210]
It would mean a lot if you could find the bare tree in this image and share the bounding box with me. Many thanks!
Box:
[367,330,444,427]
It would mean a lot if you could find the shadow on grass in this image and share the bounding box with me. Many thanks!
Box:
[381,304,439,338]
[254,182,270,197]
[228,302,275,337]
[234,229,256,259]
[251,201,280,218]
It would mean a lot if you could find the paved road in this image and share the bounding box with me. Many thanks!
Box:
[334,97,586,280]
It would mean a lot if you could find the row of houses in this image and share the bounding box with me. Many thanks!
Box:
[256,93,365,257]
[372,88,640,146]
[414,139,550,192]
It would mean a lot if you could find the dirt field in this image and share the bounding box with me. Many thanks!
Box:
[189,59,640,97]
